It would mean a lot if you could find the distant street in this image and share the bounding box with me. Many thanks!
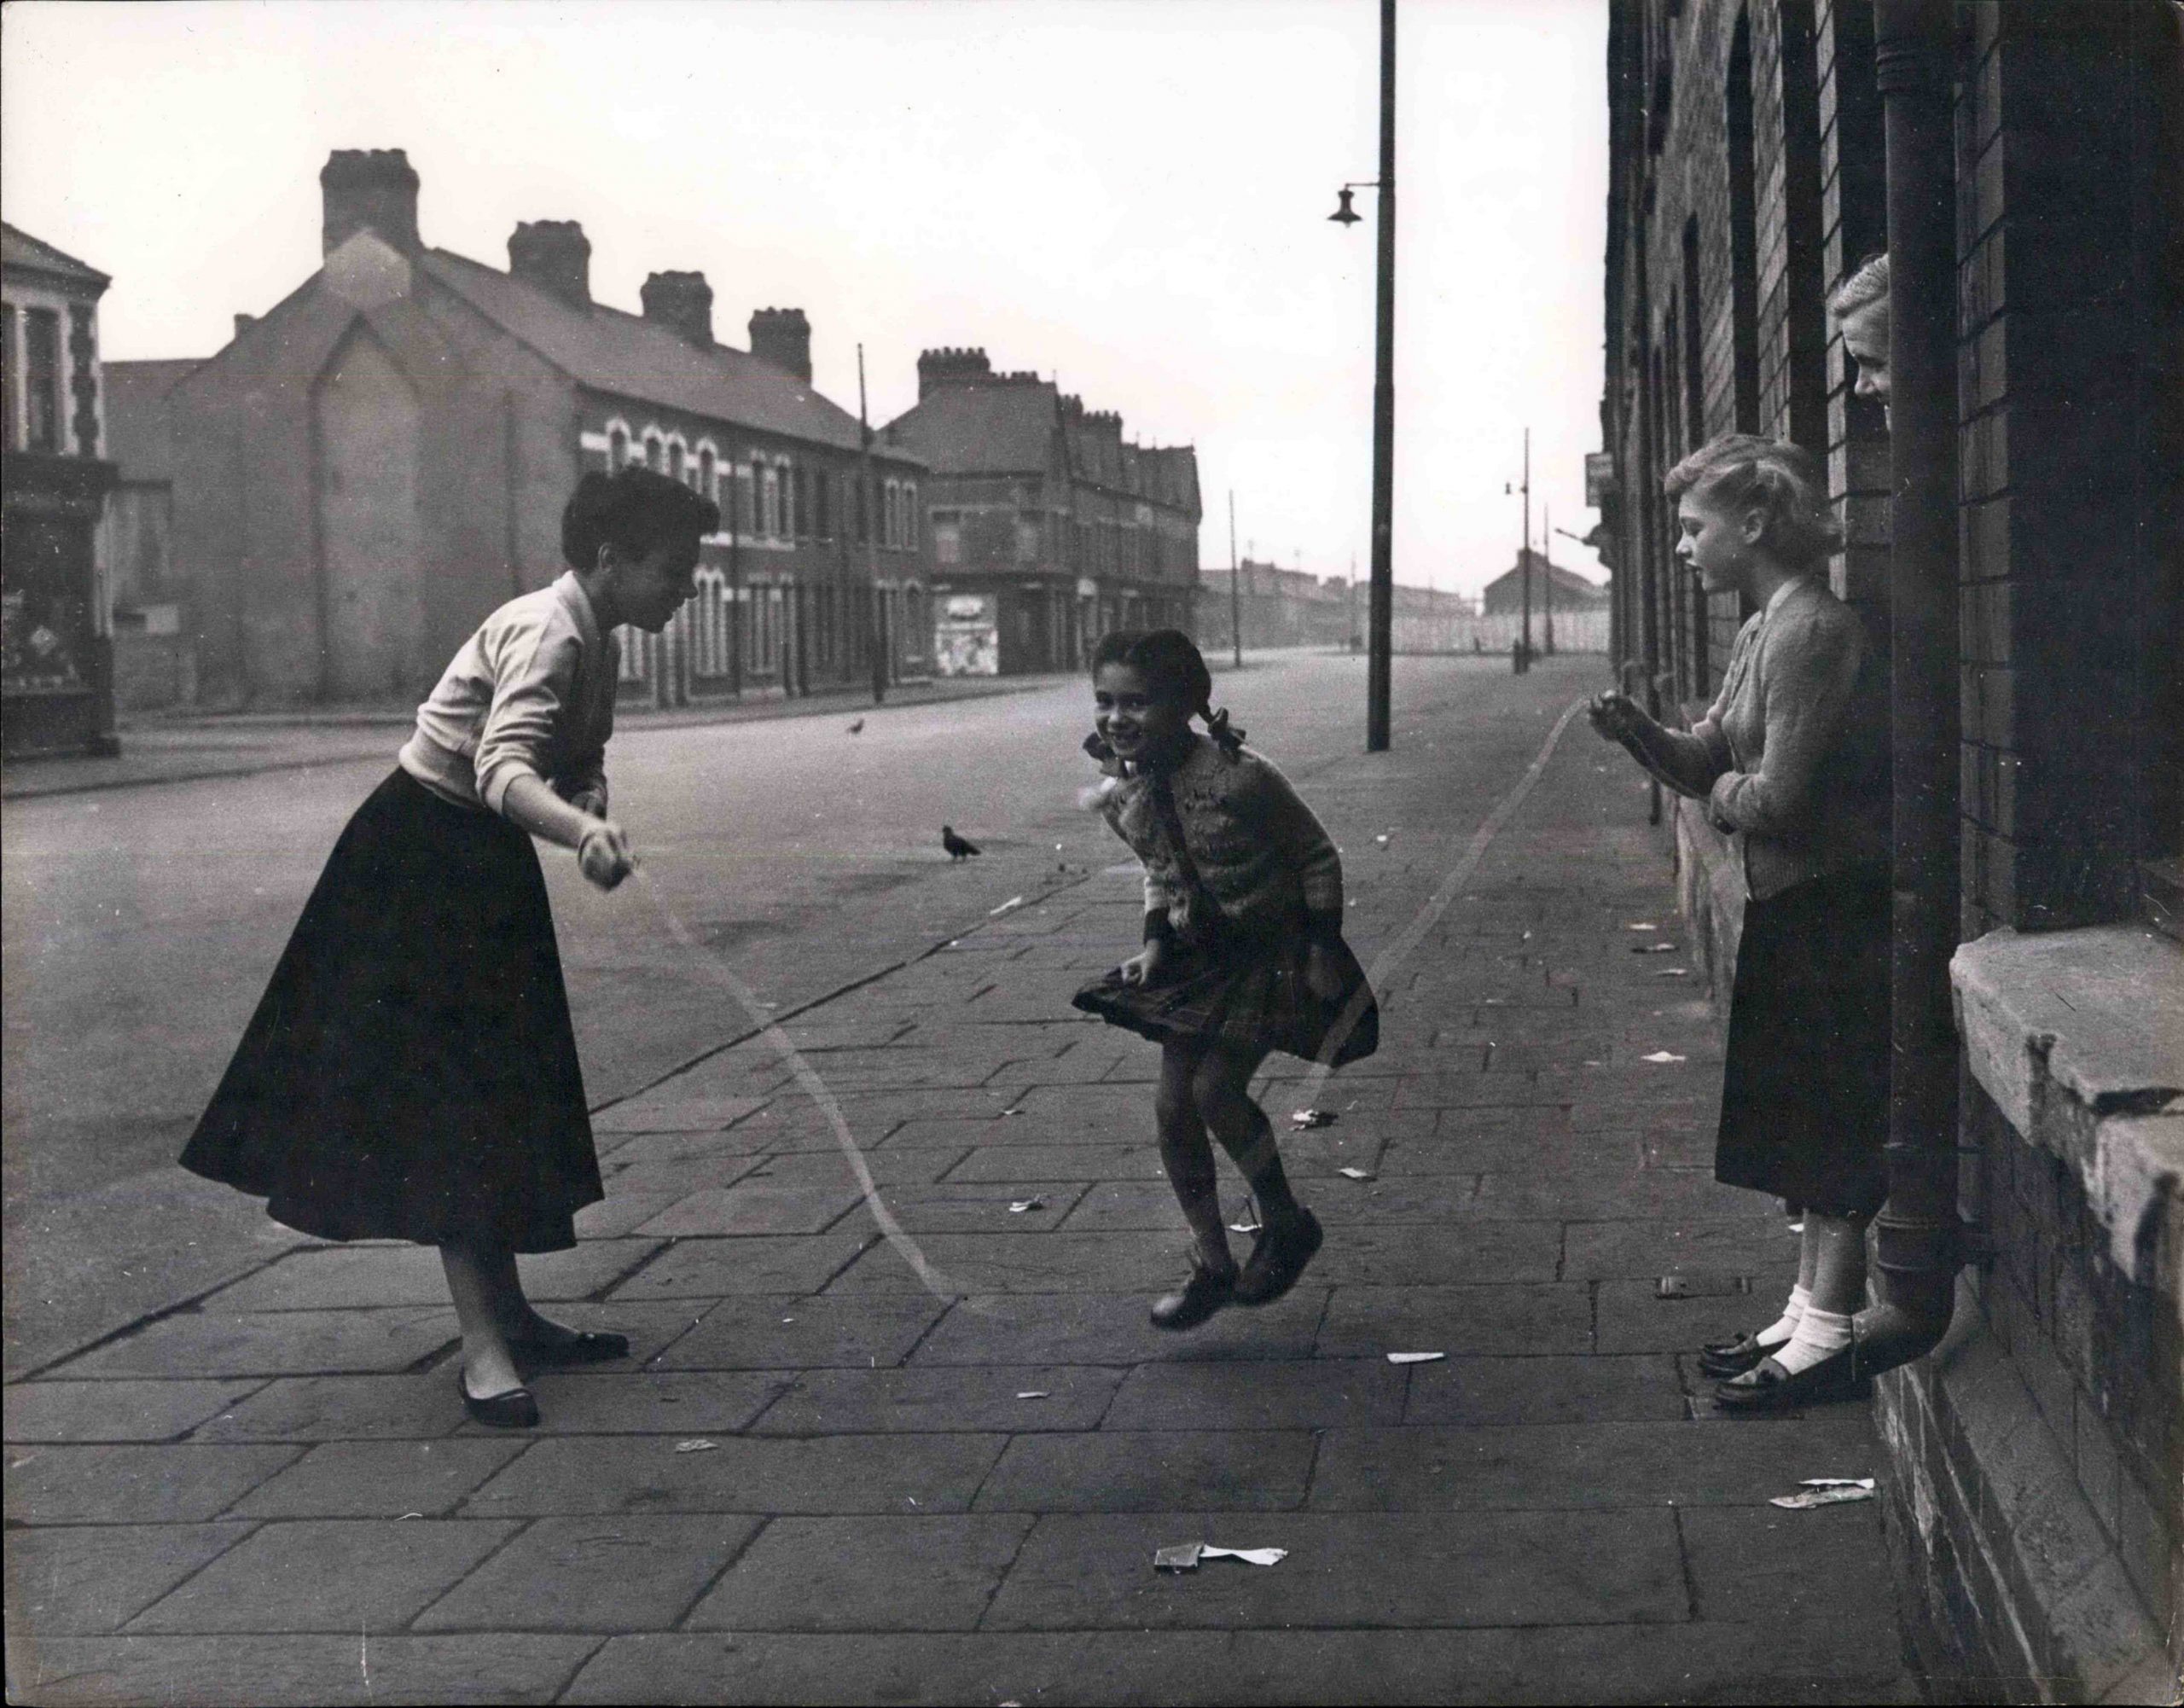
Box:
[3,652,1583,1370]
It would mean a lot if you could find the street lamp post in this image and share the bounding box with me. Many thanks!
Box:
[1228,490,1242,667]
[1542,502,1554,656]
[1330,0,1396,751]
[1507,428,1532,673]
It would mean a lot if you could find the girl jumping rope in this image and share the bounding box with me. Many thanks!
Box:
[183,466,714,1429]
[1074,630,1378,1330]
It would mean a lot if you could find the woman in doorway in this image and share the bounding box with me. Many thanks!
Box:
[183,467,713,1428]
[1588,434,1889,1411]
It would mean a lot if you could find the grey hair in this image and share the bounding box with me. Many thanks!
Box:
[1826,251,1890,320]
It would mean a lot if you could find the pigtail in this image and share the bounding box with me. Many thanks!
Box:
[1201,704,1246,758]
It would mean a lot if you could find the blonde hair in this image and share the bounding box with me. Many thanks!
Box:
[1664,433,1843,568]
[1827,251,1890,321]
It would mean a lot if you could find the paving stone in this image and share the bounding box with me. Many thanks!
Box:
[595,1156,774,1200]
[572,1192,688,1240]
[456,1370,791,1435]
[1061,1174,1447,1232]
[826,1230,1183,1293]
[751,1364,1121,1432]
[650,1293,947,1369]
[1562,1218,1800,1280]
[462,1433,1006,1517]
[52,1306,459,1380]
[633,1182,861,1238]
[7,1635,597,1706]
[1379,1133,1616,1175]
[4,1523,254,1633]
[228,1438,528,1518]
[1468,1171,1775,1221]
[976,1431,1317,1513]
[125,1519,519,1632]
[1102,1360,1406,1431]
[1303,1222,1562,1287]
[591,1095,769,1134]
[982,1509,1687,1630]
[192,1374,474,1441]
[1314,1284,1593,1358]
[1681,1502,1906,1627]
[597,1126,775,1171]
[3,1380,263,1444]
[1595,1277,1792,1355]
[740,1147,973,1188]
[204,1240,658,1313]
[684,1515,1034,1631]
[867,1180,1089,1233]
[941,1142,1168,1182]
[603,1232,873,1299]
[4,1444,299,1524]
[1403,1356,1687,1425]
[909,1290,1327,1367]
[1306,1418,1885,1511]
[414,1513,763,1632]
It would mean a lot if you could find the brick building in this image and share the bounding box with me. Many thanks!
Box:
[880,349,1200,675]
[119,149,931,709]
[1601,3,2181,1696]
[1478,548,1612,615]
[2,224,119,757]
[1197,560,1355,652]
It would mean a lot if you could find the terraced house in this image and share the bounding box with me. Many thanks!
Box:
[881,348,1201,675]
[114,149,932,708]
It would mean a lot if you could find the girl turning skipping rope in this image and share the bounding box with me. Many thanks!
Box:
[1074,630,1379,1330]
[183,467,714,1429]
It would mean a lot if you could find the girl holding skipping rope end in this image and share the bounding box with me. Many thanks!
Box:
[1074,630,1379,1331]
[183,467,713,1430]
[1587,432,1890,1413]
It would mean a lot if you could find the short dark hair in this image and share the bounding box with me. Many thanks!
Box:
[1090,628,1212,712]
[561,468,718,570]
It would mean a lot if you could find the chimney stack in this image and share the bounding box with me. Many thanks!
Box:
[233,313,257,340]
[320,148,421,256]
[641,270,713,346]
[748,308,811,384]
[916,347,992,398]
[508,221,591,311]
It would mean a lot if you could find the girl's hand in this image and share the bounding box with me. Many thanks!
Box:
[1304,941,1346,1002]
[577,819,636,891]
[1587,690,1647,745]
[1118,942,1167,986]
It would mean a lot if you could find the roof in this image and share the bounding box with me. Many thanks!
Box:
[102,359,201,479]
[2,222,111,291]
[883,379,1060,475]
[1482,554,1611,603]
[420,248,903,461]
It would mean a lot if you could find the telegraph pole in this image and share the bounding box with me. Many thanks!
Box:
[1364,0,1397,750]
[1228,490,1242,667]
[1542,501,1554,655]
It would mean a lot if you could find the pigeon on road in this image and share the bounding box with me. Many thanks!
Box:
[942,826,982,861]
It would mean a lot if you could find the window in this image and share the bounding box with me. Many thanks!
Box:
[1778,0,1829,455]
[699,448,716,507]
[617,625,648,683]
[692,568,731,677]
[1726,9,1762,433]
[814,470,831,539]
[24,308,61,453]
[669,440,684,482]
[644,433,665,473]
[2,305,16,450]
[790,465,807,539]
[1682,219,1707,450]
[607,426,629,468]
[762,466,781,539]
[903,482,919,553]
[736,464,756,537]
[852,474,868,544]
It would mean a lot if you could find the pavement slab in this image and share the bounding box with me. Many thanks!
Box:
[908,1290,1330,1367]
[3,1523,257,1634]
[227,1438,527,1518]
[202,1240,659,1314]
[632,1182,863,1238]
[412,1513,764,1632]
[602,1231,874,1299]
[974,1430,1319,1513]
[750,1363,1124,1432]
[648,1293,949,1369]
[47,1305,459,1380]
[683,1514,1036,1631]
[3,1379,264,1444]
[1402,1355,1688,1426]
[4,1443,301,1525]
[456,1369,793,1435]
[1313,1284,1594,1358]
[1101,1359,1408,1431]
[6,1634,601,1707]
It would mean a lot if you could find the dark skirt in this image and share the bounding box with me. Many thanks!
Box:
[181,768,601,1252]
[1715,862,1891,1218]
[1072,915,1380,1067]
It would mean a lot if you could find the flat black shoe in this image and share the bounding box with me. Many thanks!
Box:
[459,1370,541,1429]
[1232,1208,1324,1307]
[1697,1330,1785,1380]
[1712,1345,1865,1415]
[508,1328,630,1370]
[1150,1264,1237,1332]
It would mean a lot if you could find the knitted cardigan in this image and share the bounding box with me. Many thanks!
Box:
[1095,733,1345,946]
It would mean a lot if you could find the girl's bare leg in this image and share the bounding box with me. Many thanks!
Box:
[440,1242,523,1397]
[469,1246,590,1348]
[1189,1043,1302,1227]
[1158,1041,1236,1275]
[1804,1211,1868,1315]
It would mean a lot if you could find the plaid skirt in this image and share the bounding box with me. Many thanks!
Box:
[181,767,602,1253]
[1073,915,1379,1066]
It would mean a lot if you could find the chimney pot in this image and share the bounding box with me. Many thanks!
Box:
[749,308,812,384]
[915,346,992,398]
[508,220,591,311]
[641,270,713,346]
[320,148,421,256]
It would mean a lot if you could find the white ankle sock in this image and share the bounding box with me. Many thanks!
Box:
[1755,1284,1811,1348]
[1771,1304,1852,1375]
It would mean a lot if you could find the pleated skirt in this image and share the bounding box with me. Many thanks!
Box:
[1073,914,1380,1068]
[1715,862,1891,1219]
[180,768,602,1252]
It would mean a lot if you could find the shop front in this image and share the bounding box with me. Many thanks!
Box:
[3,449,118,758]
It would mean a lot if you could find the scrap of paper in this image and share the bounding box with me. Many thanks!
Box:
[1338,1166,1374,1181]
[1386,1351,1445,1365]
[1008,1198,1044,1214]
[674,1439,718,1454]
[1769,1478,1876,1510]
[1641,1050,1687,1064]
[1292,1108,1337,1129]
[989,896,1025,917]
[1015,1391,1050,1400]
[1153,1542,1289,1571]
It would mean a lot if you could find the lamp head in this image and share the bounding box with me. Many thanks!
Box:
[1328,187,1362,226]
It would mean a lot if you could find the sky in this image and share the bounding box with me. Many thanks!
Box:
[2,0,1612,598]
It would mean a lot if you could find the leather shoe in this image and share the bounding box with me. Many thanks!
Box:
[1712,1345,1866,1415]
[508,1328,630,1370]
[458,1370,541,1429]
[1232,1208,1324,1307]
[1150,1262,1237,1332]
[1697,1330,1782,1380]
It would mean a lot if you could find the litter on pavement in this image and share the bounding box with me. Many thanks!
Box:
[1292,1108,1337,1129]
[1770,1479,1877,1510]
[1154,1542,1289,1571]
[1015,1391,1050,1400]
[989,896,1025,916]
[1628,922,1658,931]
[1008,1198,1045,1213]
[1338,1166,1374,1181]
[1633,941,1678,954]
[1641,1050,1687,1063]
[1386,1351,1445,1364]
[674,1439,718,1454]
